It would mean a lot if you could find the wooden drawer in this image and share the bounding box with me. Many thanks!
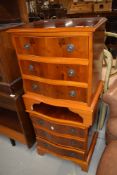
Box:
[37,138,85,160]
[69,2,93,14]
[94,2,112,12]
[20,60,88,83]
[32,117,86,138]
[24,79,87,102]
[36,128,86,150]
[14,36,89,59]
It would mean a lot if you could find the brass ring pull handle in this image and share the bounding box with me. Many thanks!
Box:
[67,44,75,52]
[71,140,76,145]
[38,120,44,125]
[70,152,75,157]
[32,84,39,90]
[68,69,75,77]
[29,64,34,71]
[69,90,77,97]
[24,43,30,50]
[50,126,55,131]
[70,128,76,134]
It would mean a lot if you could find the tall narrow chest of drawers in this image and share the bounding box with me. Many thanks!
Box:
[9,17,106,171]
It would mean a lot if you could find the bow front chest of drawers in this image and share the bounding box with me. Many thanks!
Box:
[9,17,106,171]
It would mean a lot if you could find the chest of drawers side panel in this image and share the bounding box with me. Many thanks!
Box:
[87,25,105,105]
[92,25,105,101]
[0,31,21,83]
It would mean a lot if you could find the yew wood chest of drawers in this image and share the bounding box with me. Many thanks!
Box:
[9,17,106,171]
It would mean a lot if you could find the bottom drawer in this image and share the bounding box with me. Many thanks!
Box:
[37,138,85,161]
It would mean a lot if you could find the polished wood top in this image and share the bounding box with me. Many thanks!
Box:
[33,17,105,28]
[8,17,107,33]
[0,23,23,32]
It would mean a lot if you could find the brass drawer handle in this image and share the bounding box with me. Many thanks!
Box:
[32,84,39,90]
[69,90,77,97]
[38,120,44,125]
[50,126,55,131]
[70,128,76,134]
[68,69,75,77]
[44,143,49,148]
[46,133,51,139]
[24,43,30,50]
[71,140,76,145]
[70,152,75,157]
[29,64,34,71]
[67,44,75,52]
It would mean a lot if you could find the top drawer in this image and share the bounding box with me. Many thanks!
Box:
[14,36,89,59]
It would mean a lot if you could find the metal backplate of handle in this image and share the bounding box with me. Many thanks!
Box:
[24,43,30,50]
[69,90,77,97]
[67,44,75,52]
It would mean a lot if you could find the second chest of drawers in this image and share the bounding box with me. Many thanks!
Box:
[28,102,96,166]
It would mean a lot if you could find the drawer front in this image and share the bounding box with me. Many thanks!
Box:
[24,79,87,102]
[31,117,87,138]
[37,138,85,160]
[20,60,88,83]
[14,36,89,58]
[36,128,86,150]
